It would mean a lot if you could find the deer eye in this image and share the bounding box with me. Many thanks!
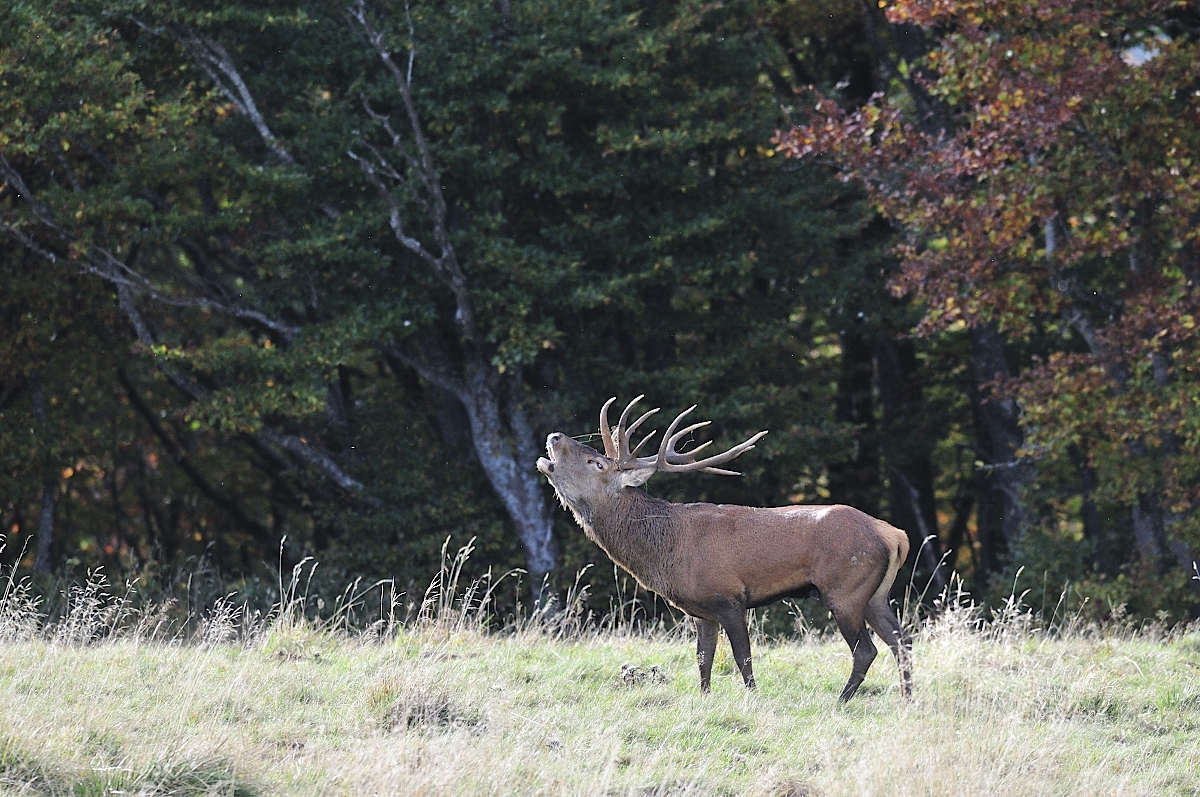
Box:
[593,460,604,471]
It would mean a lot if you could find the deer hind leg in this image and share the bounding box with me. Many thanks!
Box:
[716,607,756,689]
[829,603,876,703]
[695,617,719,693]
[865,594,912,700]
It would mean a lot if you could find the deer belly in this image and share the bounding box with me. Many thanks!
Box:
[731,546,816,601]
[744,583,817,609]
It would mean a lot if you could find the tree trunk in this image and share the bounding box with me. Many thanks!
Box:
[351,4,559,588]
[1063,307,1175,573]
[389,342,559,590]
[34,477,57,573]
[1131,492,1165,565]
[827,328,880,515]
[460,361,557,589]
[877,335,943,585]
[430,384,473,452]
[1069,445,1104,573]
[29,369,57,573]
[1149,351,1197,575]
[943,491,975,573]
[1060,219,1196,577]
[968,323,1032,579]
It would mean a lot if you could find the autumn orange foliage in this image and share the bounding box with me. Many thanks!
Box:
[776,0,1200,551]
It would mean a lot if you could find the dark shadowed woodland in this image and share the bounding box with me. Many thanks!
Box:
[2,0,1198,624]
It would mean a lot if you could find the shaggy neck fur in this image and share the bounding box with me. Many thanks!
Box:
[558,485,677,594]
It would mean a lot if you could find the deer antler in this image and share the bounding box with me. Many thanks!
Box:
[601,395,661,468]
[601,397,766,476]
[599,397,619,459]
[649,405,767,475]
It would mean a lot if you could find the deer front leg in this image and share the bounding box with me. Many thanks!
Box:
[695,617,719,693]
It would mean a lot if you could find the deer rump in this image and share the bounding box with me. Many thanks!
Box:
[537,396,913,702]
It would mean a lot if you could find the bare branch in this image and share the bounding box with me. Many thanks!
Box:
[151,25,339,220]
[354,135,404,183]
[55,151,82,193]
[3,153,303,341]
[177,30,296,166]
[350,124,429,216]
[360,96,424,177]
[1061,305,1107,359]
[348,148,438,267]
[404,2,417,84]
[118,285,204,400]
[122,250,294,338]
[383,342,467,400]
[4,40,371,508]
[0,217,58,264]
[256,427,378,503]
[348,1,440,207]
[70,134,116,172]
[85,246,304,341]
[117,367,275,545]
[0,153,61,228]
[348,0,478,342]
[119,284,373,501]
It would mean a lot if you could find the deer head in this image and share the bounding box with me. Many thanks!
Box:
[536,395,767,508]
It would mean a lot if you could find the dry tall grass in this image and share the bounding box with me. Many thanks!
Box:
[1,543,1198,796]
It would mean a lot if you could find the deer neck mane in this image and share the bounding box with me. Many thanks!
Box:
[583,488,676,588]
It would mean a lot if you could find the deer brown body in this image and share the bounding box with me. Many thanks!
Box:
[537,397,912,702]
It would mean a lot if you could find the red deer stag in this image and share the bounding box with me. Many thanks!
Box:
[536,396,912,701]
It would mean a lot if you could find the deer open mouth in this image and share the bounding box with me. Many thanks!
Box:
[537,434,562,475]
[537,444,556,475]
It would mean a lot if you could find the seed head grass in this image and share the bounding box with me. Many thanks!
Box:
[0,548,1197,796]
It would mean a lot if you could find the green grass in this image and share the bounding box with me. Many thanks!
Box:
[1,608,1199,796]
[1,548,1196,795]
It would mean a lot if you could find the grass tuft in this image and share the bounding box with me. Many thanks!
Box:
[0,732,256,796]
[368,674,484,732]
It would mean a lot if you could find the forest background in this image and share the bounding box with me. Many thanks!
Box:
[2,0,1198,624]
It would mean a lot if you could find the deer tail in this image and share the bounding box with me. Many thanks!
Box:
[871,520,908,605]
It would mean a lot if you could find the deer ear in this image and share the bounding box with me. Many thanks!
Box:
[618,467,655,488]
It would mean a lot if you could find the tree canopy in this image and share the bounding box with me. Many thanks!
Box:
[2,0,1197,620]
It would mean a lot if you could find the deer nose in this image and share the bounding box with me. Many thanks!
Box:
[548,433,564,445]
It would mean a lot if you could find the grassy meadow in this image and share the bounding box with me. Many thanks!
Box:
[1,563,1198,797]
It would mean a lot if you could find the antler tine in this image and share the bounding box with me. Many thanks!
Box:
[599,397,619,459]
[615,395,645,436]
[603,399,767,476]
[659,404,695,445]
[701,466,742,476]
[652,403,768,474]
[625,407,659,441]
[645,416,711,466]
[668,438,713,462]
[665,420,712,455]
[650,405,696,467]
[629,429,658,458]
[623,408,660,461]
[614,396,664,467]
[669,430,767,473]
[663,441,747,473]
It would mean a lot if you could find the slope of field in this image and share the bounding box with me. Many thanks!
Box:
[1,599,1198,797]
